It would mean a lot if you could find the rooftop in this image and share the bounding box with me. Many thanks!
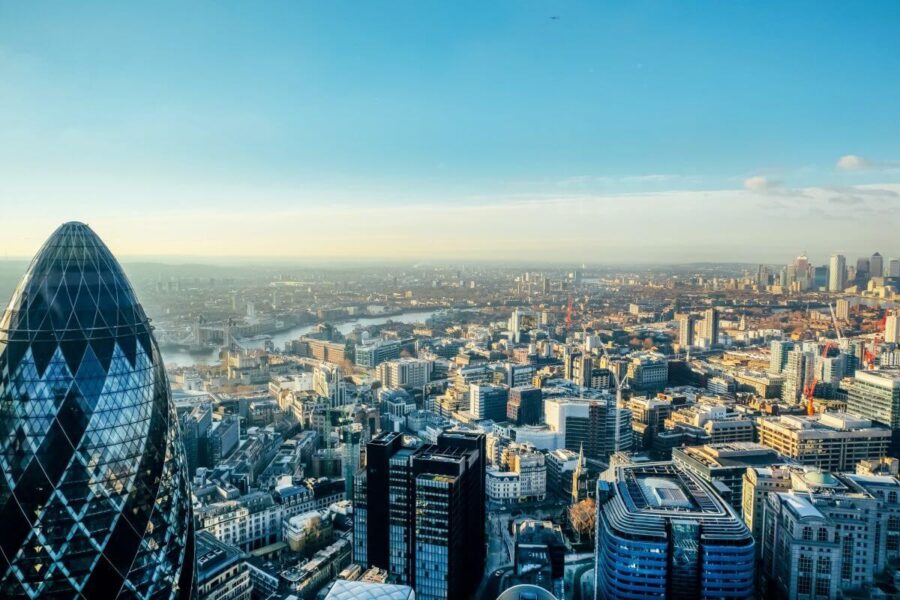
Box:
[599,462,753,543]
[778,493,826,521]
[324,580,415,600]
[675,443,783,469]
[621,463,724,515]
[196,531,245,580]
[764,412,890,435]
[854,368,900,388]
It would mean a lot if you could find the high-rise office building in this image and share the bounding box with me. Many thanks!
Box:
[676,313,695,348]
[756,413,891,471]
[829,254,846,291]
[885,311,900,344]
[813,265,830,290]
[768,339,795,374]
[781,346,814,402]
[0,222,195,598]
[507,385,543,425]
[870,251,884,278]
[702,307,720,347]
[835,298,850,321]
[856,257,871,287]
[888,258,900,278]
[847,368,900,451]
[354,431,485,600]
[594,462,755,599]
[544,397,632,462]
[469,383,509,421]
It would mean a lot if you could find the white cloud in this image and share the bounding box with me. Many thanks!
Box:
[836,154,900,172]
[743,176,778,192]
[836,155,869,171]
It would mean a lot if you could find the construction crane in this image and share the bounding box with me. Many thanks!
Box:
[804,341,835,416]
[565,294,574,332]
[595,337,630,456]
[864,313,887,369]
[805,303,843,416]
[828,303,844,343]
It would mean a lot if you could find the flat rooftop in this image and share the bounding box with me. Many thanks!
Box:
[854,368,900,387]
[621,463,725,515]
[676,443,782,469]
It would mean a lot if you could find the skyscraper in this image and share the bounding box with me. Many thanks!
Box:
[885,311,900,344]
[856,257,871,287]
[355,431,485,600]
[507,385,543,425]
[768,339,794,374]
[676,313,695,349]
[829,254,846,292]
[888,258,900,278]
[870,251,884,278]
[702,307,720,348]
[0,222,195,598]
[781,346,814,403]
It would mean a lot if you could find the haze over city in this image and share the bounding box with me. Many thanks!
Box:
[2,2,899,262]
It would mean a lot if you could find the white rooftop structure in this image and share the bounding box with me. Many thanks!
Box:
[324,580,415,600]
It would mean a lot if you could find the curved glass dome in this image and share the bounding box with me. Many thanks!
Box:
[0,222,194,598]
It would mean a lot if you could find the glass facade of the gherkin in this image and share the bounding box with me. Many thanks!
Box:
[0,222,195,598]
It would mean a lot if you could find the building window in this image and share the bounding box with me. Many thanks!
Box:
[798,554,813,595]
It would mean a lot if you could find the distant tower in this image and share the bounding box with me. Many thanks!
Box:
[677,313,696,349]
[870,252,884,278]
[703,308,720,347]
[829,254,847,292]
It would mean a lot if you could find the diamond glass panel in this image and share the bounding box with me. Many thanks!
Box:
[0,222,195,599]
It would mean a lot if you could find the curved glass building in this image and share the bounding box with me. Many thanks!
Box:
[0,222,195,598]
[594,462,755,600]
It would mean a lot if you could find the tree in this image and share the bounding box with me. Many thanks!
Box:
[569,497,596,543]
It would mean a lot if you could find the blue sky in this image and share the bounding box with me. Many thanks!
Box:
[1,1,899,262]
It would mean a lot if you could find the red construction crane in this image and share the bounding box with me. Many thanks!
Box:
[865,313,888,369]
[805,341,835,416]
[565,295,573,331]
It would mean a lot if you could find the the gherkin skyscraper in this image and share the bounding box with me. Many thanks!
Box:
[0,222,195,598]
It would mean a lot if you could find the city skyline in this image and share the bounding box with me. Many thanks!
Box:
[2,2,899,261]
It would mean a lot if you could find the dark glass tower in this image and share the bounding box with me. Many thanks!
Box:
[0,222,195,598]
[355,430,485,600]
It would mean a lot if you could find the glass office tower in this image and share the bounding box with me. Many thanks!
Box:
[0,222,194,598]
[594,462,755,600]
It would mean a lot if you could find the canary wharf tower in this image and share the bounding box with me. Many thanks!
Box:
[0,222,195,598]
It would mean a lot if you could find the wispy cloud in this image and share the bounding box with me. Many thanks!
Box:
[557,173,703,188]
[836,154,900,172]
[743,175,779,193]
[5,182,898,263]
